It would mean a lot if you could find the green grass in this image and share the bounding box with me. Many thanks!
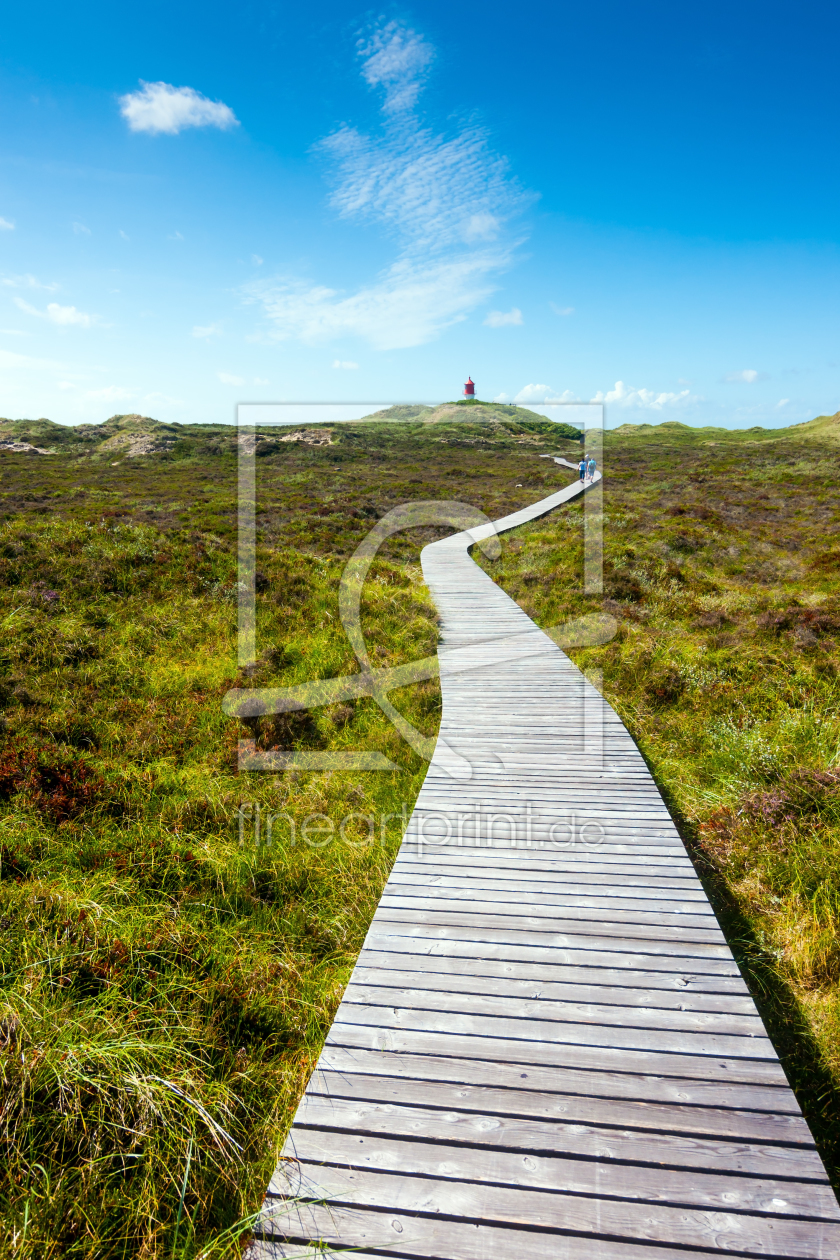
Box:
[2,404,840,1254]
[0,410,575,1258]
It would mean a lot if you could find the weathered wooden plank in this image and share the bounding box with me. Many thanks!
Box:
[326,1021,790,1086]
[332,999,776,1060]
[275,1127,838,1220]
[350,959,757,1010]
[387,881,711,905]
[389,865,708,893]
[398,841,691,860]
[391,859,702,882]
[361,928,745,973]
[249,1202,792,1260]
[380,887,715,927]
[262,1164,840,1257]
[303,1063,810,1141]
[315,1044,802,1114]
[370,910,731,949]
[286,1093,824,1181]
[367,914,734,953]
[341,980,766,1037]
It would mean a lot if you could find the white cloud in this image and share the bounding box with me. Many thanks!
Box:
[47,303,91,327]
[168,231,185,241]
[251,254,263,266]
[14,297,92,327]
[550,302,574,316]
[2,274,59,291]
[591,380,698,409]
[193,322,222,339]
[120,230,130,240]
[246,21,532,351]
[724,368,760,383]
[332,359,359,369]
[119,81,239,136]
[0,218,14,231]
[0,328,26,335]
[776,398,791,408]
[357,19,434,113]
[247,254,503,351]
[73,222,91,235]
[319,113,529,258]
[484,307,522,327]
[86,385,132,401]
[511,383,577,404]
[253,377,269,385]
[217,372,244,386]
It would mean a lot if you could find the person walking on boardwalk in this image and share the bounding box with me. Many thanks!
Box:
[587,455,597,481]
[578,455,587,483]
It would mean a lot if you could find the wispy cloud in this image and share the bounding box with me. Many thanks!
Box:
[217,372,244,386]
[14,297,92,327]
[591,380,699,409]
[245,20,533,351]
[119,81,239,136]
[495,384,578,403]
[251,254,507,350]
[550,302,574,316]
[251,254,263,266]
[357,19,434,113]
[0,218,15,231]
[73,222,91,235]
[484,307,522,327]
[2,274,60,292]
[193,322,222,339]
[86,385,132,401]
[724,368,767,383]
[332,359,359,369]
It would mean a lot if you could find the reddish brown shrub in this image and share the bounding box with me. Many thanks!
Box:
[0,740,103,823]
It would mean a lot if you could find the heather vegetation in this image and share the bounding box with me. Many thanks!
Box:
[1,404,839,1255]
[0,408,573,1258]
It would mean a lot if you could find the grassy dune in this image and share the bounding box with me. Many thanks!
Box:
[1,406,838,1254]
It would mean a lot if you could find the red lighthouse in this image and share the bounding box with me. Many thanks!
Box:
[463,376,475,398]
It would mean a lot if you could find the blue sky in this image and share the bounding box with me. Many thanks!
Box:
[1,0,838,429]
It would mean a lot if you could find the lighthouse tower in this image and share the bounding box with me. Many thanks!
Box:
[463,376,476,399]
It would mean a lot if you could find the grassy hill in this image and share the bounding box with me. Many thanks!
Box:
[1,404,839,1255]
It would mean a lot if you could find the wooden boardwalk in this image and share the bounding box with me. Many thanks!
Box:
[247,474,840,1259]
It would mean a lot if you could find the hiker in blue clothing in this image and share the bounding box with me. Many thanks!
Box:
[587,456,597,481]
[578,456,587,482]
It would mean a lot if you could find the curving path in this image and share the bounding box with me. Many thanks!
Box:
[247,473,840,1259]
